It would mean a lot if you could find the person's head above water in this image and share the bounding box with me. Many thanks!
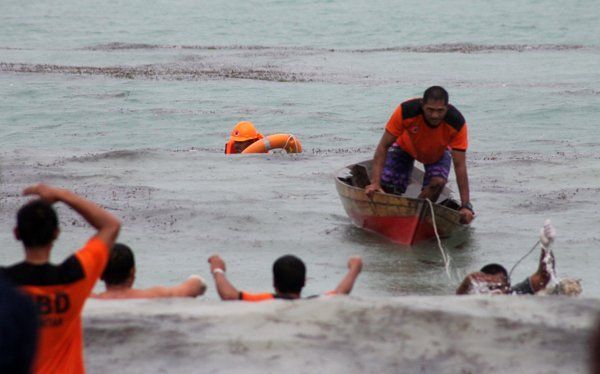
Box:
[456,263,511,295]
[101,243,135,287]
[225,121,264,154]
[273,255,306,295]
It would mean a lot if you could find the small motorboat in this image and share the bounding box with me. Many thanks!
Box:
[335,160,467,245]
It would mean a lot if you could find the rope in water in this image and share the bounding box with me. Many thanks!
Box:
[508,239,540,281]
[425,198,452,280]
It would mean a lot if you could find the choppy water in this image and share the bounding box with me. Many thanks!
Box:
[1,0,600,302]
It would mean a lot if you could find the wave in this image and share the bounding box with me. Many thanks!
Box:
[66,149,153,163]
[83,42,594,54]
[0,62,316,82]
[83,296,598,373]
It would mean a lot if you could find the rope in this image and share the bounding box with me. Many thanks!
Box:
[508,239,540,281]
[425,198,452,280]
[281,134,296,153]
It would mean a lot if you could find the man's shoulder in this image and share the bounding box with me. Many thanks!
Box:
[1,257,84,287]
[444,104,466,131]
[400,98,423,119]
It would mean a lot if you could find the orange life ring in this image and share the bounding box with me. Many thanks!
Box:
[241,133,302,154]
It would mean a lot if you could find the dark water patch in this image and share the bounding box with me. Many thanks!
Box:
[561,89,600,96]
[309,147,373,155]
[0,46,28,50]
[0,62,317,83]
[470,150,590,162]
[83,42,594,54]
[67,149,153,163]
[72,91,130,99]
[513,187,600,213]
[349,43,591,54]
[83,42,283,51]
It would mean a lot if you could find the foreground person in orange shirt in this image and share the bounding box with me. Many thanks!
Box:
[93,243,206,299]
[0,184,120,374]
[208,254,362,301]
[365,86,474,224]
[224,121,264,154]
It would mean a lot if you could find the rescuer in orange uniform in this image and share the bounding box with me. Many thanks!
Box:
[365,86,474,224]
[224,121,264,154]
[0,184,121,374]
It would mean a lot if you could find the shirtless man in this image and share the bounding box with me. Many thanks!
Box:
[93,243,206,299]
[208,254,363,301]
[456,221,580,295]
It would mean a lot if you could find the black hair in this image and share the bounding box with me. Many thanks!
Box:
[480,263,508,278]
[423,86,449,105]
[16,199,58,248]
[101,243,135,286]
[273,255,306,294]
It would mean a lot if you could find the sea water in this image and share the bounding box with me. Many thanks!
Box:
[1,0,600,299]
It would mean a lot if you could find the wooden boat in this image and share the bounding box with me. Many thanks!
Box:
[335,160,467,245]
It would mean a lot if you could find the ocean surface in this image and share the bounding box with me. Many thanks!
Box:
[1,0,600,302]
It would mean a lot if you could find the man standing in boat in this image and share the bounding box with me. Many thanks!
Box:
[365,86,474,224]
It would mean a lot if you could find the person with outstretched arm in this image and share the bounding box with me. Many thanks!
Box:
[93,243,206,299]
[208,254,362,301]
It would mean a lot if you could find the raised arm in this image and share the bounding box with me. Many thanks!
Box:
[208,255,240,300]
[333,256,363,295]
[451,150,474,224]
[365,131,397,197]
[22,184,121,248]
[529,220,557,292]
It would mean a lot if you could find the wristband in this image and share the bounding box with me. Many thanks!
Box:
[460,202,474,214]
[212,268,225,275]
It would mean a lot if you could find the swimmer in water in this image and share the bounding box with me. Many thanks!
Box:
[93,243,206,299]
[224,121,264,154]
[207,254,363,301]
[456,221,581,295]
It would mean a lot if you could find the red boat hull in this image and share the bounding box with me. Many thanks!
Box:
[335,161,464,245]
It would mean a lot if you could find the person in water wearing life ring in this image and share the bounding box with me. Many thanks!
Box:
[224,121,264,154]
[225,121,302,154]
[207,254,362,301]
[364,86,474,224]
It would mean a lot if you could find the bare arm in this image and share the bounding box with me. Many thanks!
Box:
[365,131,397,197]
[22,184,121,248]
[144,276,207,298]
[529,221,557,292]
[455,276,472,295]
[451,150,474,224]
[208,255,240,300]
[333,256,363,295]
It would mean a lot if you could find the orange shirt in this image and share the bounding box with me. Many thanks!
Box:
[238,291,337,302]
[1,237,109,374]
[239,291,275,301]
[385,98,468,165]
